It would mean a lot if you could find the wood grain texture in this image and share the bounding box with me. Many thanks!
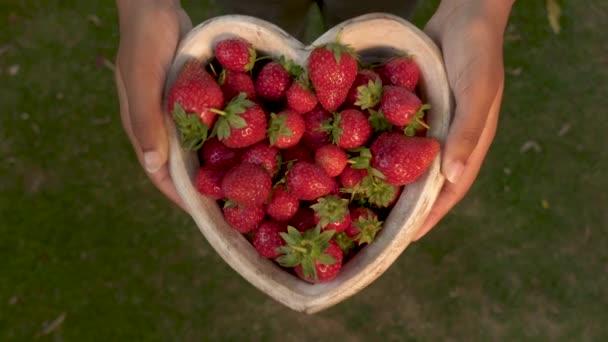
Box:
[163,13,452,314]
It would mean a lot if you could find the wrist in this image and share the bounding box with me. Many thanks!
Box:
[116,0,181,22]
[433,0,514,35]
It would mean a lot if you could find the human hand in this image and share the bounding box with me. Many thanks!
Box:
[414,0,514,240]
[115,0,192,209]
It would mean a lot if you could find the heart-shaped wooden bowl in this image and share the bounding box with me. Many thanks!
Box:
[164,13,451,314]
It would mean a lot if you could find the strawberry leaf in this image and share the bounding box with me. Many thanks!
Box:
[301,258,317,280]
[335,232,355,254]
[310,196,349,228]
[354,79,383,110]
[172,102,209,150]
[353,215,384,245]
[212,117,231,141]
[368,109,393,133]
[276,252,301,267]
[279,55,304,78]
[245,46,257,71]
[317,253,336,265]
[404,103,431,136]
[267,112,294,146]
[361,175,398,208]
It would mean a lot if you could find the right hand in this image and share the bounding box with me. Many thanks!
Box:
[115,0,192,210]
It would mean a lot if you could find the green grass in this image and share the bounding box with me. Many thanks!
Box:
[1,0,607,340]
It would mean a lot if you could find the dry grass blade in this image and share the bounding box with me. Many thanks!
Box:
[35,312,66,338]
[546,0,562,34]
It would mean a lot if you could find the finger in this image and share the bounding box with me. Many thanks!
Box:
[121,10,181,175]
[441,39,503,184]
[413,81,503,241]
[116,62,187,211]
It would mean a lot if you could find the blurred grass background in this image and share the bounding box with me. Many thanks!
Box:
[1,0,607,340]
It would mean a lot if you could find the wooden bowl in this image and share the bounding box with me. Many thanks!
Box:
[164,13,451,314]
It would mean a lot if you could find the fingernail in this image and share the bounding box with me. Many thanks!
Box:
[444,160,464,184]
[143,151,162,173]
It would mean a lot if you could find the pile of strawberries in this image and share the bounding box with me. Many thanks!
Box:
[167,35,439,283]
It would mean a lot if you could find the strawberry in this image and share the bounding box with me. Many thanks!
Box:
[381,85,430,127]
[308,39,358,112]
[214,37,256,72]
[301,105,332,151]
[253,221,287,258]
[286,78,318,114]
[345,207,383,244]
[378,56,420,91]
[339,164,368,188]
[168,60,225,149]
[367,108,394,133]
[370,132,440,186]
[347,69,381,106]
[212,93,267,148]
[324,109,372,149]
[281,145,313,164]
[315,144,348,177]
[265,185,299,222]
[255,57,302,101]
[311,195,352,233]
[199,136,242,169]
[221,163,272,207]
[286,161,337,201]
[334,231,356,254]
[241,141,280,177]
[341,148,399,207]
[276,226,343,283]
[194,166,224,200]
[218,69,256,100]
[223,203,265,233]
[289,207,317,232]
[267,110,306,149]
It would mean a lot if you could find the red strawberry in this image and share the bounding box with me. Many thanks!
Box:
[199,136,242,169]
[214,38,256,72]
[345,207,383,245]
[241,141,280,177]
[255,56,302,101]
[339,164,368,188]
[218,70,256,100]
[281,145,313,164]
[381,85,430,127]
[288,207,316,232]
[213,94,267,148]
[221,163,272,207]
[311,195,352,233]
[194,166,224,200]
[308,40,358,112]
[223,204,265,233]
[324,109,372,149]
[267,110,306,149]
[295,239,343,283]
[286,161,337,201]
[315,144,348,177]
[379,56,420,91]
[347,69,381,106]
[276,226,343,283]
[253,221,287,258]
[370,132,440,186]
[286,79,318,114]
[265,185,299,222]
[168,60,225,149]
[301,105,332,151]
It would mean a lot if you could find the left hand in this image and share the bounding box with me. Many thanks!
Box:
[414,0,515,241]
